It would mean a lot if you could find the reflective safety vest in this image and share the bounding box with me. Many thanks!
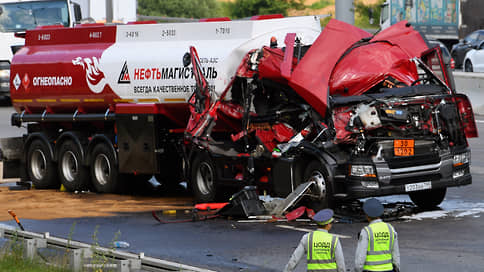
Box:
[307,230,338,272]
[363,222,395,272]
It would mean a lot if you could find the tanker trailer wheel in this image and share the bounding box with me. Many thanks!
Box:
[409,188,447,210]
[27,139,59,189]
[302,161,334,211]
[58,140,89,192]
[90,142,120,193]
[190,153,217,203]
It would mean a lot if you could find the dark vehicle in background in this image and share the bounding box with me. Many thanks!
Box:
[451,30,484,69]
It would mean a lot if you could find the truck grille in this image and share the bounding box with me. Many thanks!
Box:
[379,139,440,169]
[390,173,441,186]
[387,153,441,169]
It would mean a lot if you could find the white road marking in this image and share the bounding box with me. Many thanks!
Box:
[275,225,351,239]
[475,120,484,123]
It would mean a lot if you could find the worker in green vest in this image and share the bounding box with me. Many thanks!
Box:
[284,208,346,272]
[354,198,400,272]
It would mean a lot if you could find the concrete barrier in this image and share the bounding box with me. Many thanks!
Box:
[454,71,484,115]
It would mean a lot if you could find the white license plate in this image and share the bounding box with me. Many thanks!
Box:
[405,181,432,192]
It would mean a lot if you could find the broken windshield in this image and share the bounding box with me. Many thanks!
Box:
[0,0,69,32]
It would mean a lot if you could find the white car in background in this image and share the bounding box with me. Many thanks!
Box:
[463,41,484,72]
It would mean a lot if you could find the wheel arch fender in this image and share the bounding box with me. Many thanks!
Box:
[186,148,213,179]
[54,132,86,165]
[86,135,116,165]
[24,133,55,162]
[294,143,337,185]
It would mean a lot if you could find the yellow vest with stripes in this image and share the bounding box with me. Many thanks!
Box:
[363,222,395,271]
[307,230,338,271]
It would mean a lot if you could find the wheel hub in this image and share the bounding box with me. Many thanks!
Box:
[61,151,78,183]
[308,170,326,199]
[94,154,110,186]
[31,149,47,180]
[196,162,214,195]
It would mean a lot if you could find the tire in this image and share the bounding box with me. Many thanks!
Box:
[465,60,473,72]
[190,153,217,203]
[90,142,120,193]
[27,139,59,189]
[409,188,446,209]
[303,161,334,210]
[57,140,89,192]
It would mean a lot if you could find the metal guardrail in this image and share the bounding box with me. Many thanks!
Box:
[0,224,215,272]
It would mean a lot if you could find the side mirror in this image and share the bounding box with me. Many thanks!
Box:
[460,39,466,44]
[72,3,82,23]
[0,6,3,16]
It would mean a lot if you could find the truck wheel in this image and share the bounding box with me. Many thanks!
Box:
[409,188,446,209]
[58,140,89,192]
[190,154,217,203]
[27,139,59,189]
[90,143,120,193]
[303,161,334,210]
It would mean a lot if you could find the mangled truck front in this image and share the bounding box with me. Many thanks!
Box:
[184,19,477,210]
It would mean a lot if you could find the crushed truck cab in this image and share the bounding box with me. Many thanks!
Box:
[183,19,477,209]
[7,16,477,210]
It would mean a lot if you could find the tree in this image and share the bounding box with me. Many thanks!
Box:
[138,0,220,19]
[354,0,386,29]
[228,0,304,19]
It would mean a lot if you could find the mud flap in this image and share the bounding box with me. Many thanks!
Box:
[0,137,24,183]
[270,181,315,217]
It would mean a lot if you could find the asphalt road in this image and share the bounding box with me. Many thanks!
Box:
[0,106,483,271]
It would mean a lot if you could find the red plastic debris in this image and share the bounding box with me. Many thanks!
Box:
[285,206,306,221]
[195,203,229,211]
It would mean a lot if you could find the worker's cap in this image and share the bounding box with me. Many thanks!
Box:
[362,198,384,217]
[313,209,334,225]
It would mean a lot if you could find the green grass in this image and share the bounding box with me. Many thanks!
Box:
[309,0,333,10]
[0,248,69,272]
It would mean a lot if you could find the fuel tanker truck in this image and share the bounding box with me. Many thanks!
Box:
[3,15,478,210]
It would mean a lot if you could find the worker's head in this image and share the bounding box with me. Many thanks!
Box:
[313,208,334,230]
[362,198,384,221]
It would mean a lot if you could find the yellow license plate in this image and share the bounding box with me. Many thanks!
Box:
[394,139,414,156]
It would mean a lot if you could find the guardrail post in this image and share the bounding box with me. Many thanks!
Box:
[25,238,47,260]
[0,228,4,238]
[129,258,142,271]
[71,248,92,272]
[116,259,141,272]
[117,260,129,272]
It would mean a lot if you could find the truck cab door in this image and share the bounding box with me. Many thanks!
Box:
[70,2,82,25]
[421,46,455,91]
[455,94,478,139]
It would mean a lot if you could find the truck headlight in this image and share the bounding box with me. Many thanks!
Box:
[453,151,470,167]
[350,165,376,177]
